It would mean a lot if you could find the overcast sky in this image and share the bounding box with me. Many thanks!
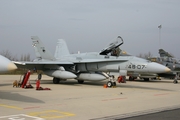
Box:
[0,0,180,59]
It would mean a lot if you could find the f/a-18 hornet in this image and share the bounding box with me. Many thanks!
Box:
[14,36,171,87]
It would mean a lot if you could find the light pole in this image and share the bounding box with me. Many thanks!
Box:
[158,25,162,48]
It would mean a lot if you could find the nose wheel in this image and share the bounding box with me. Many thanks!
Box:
[106,75,116,87]
[107,81,116,87]
[173,74,179,84]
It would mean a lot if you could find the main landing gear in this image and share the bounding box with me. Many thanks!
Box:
[53,77,60,84]
[53,77,85,84]
[77,80,84,84]
[129,76,136,81]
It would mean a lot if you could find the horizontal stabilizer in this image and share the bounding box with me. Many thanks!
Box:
[13,61,74,70]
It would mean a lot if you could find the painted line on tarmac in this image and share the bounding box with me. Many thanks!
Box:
[154,93,169,96]
[23,104,66,110]
[0,103,66,110]
[28,110,75,119]
[24,106,41,109]
[0,104,22,110]
[0,114,44,120]
[102,97,127,101]
[91,105,180,120]
[0,104,75,119]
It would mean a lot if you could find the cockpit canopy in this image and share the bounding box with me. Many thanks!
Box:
[99,36,131,57]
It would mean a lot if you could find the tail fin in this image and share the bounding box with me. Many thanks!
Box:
[54,39,70,59]
[31,36,55,60]
[159,49,173,57]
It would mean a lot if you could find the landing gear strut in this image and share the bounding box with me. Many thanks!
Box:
[173,73,179,84]
[173,80,178,84]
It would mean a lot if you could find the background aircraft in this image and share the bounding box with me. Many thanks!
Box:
[14,36,171,87]
[148,49,180,83]
[0,55,17,73]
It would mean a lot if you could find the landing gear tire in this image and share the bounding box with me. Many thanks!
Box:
[129,76,134,81]
[144,78,149,81]
[107,81,113,87]
[78,80,84,84]
[129,76,137,81]
[53,77,60,84]
[173,80,178,84]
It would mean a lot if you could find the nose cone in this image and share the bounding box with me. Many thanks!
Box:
[147,62,171,73]
[7,62,17,71]
[0,55,17,72]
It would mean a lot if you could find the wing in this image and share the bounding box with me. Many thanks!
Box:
[73,59,128,63]
[13,61,74,70]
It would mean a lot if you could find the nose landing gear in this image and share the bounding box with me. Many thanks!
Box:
[106,75,116,88]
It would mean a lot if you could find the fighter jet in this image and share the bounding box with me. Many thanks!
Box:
[0,55,17,72]
[148,49,180,83]
[14,36,171,87]
[159,49,174,57]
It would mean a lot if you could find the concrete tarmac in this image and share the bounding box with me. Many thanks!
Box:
[0,75,180,120]
[117,108,180,120]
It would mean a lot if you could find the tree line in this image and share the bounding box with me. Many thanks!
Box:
[0,50,31,61]
[0,50,32,74]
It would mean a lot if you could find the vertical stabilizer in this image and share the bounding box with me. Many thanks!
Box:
[31,36,55,60]
[54,39,70,58]
[159,49,173,57]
